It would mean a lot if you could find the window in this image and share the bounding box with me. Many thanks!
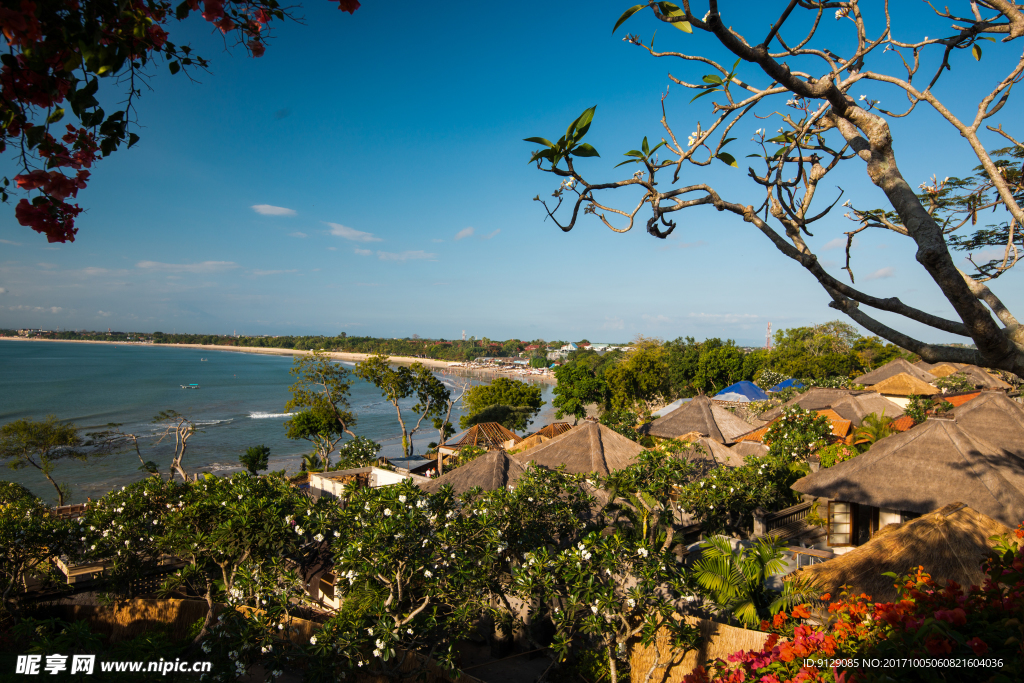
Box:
[828,501,856,547]
[319,573,335,602]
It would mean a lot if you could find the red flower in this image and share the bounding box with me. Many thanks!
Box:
[772,611,787,628]
[924,635,952,656]
[966,637,988,655]
[247,40,265,58]
[202,0,224,21]
[791,604,811,619]
[148,25,168,49]
[933,607,966,626]
[335,0,360,14]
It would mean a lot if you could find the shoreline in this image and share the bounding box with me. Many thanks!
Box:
[0,336,558,385]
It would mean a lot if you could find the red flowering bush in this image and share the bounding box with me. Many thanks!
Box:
[684,531,1024,682]
[1,0,360,242]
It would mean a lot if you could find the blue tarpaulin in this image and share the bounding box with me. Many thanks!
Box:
[769,378,805,392]
[713,381,770,402]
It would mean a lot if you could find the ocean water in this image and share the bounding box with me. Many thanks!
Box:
[0,340,556,503]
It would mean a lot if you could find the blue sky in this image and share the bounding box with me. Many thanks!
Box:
[1,1,1021,346]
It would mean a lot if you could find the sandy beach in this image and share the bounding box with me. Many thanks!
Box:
[1,337,558,385]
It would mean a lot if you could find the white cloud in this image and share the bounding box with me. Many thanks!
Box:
[38,262,58,269]
[0,239,21,246]
[968,247,1008,263]
[354,248,373,256]
[377,250,436,262]
[81,267,109,276]
[823,236,857,251]
[454,227,475,241]
[864,267,895,280]
[482,229,501,240]
[289,232,308,238]
[97,310,112,317]
[326,222,382,242]
[9,305,62,313]
[602,316,625,330]
[642,314,670,324]
[252,204,296,216]
[136,261,238,273]
[251,269,298,276]
[0,288,5,295]
[326,246,337,251]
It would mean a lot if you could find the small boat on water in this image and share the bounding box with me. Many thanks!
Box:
[201,358,208,361]
[181,384,200,389]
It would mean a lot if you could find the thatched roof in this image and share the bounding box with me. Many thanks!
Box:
[791,503,1017,602]
[420,449,528,495]
[674,436,746,469]
[642,395,754,443]
[954,365,1013,390]
[512,421,644,476]
[950,391,1024,456]
[927,363,962,378]
[870,372,939,397]
[829,392,905,426]
[445,422,523,449]
[758,387,870,422]
[531,422,574,439]
[792,418,1024,527]
[730,441,769,462]
[854,358,936,385]
[513,434,549,453]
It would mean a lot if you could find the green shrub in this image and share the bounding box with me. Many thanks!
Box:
[816,443,858,468]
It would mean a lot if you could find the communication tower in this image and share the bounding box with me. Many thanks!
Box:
[462,330,466,341]
[765,322,772,350]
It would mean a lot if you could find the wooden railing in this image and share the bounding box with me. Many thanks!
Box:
[754,501,813,538]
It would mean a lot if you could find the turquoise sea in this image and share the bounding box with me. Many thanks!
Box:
[0,340,556,503]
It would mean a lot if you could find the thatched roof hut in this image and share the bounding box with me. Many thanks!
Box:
[954,365,1013,390]
[531,422,574,439]
[513,434,549,453]
[927,363,962,378]
[829,392,905,426]
[641,395,753,443]
[512,420,644,476]
[420,449,528,495]
[854,358,936,385]
[791,418,1024,528]
[673,435,746,469]
[914,360,964,373]
[438,422,523,455]
[729,441,769,462]
[758,387,870,422]
[950,391,1024,455]
[790,502,1017,602]
[869,372,939,397]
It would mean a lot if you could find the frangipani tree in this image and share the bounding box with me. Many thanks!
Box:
[1,0,361,243]
[528,1,1024,376]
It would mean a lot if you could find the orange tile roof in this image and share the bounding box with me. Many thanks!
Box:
[735,425,770,443]
[944,392,981,408]
[734,409,854,444]
[890,415,916,432]
[816,410,853,440]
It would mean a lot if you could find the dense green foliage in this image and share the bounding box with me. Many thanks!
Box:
[239,445,271,476]
[460,377,545,433]
[0,416,92,506]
